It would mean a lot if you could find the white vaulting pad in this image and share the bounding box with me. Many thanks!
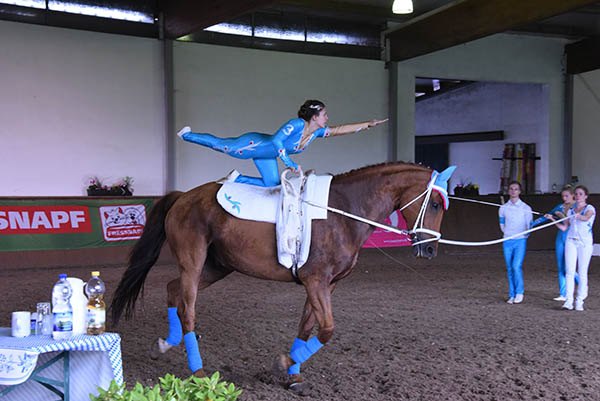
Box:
[302,173,331,220]
[216,174,332,223]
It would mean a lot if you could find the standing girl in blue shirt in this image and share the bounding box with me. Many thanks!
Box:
[536,186,576,301]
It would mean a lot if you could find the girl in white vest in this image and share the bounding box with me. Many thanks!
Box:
[548,185,596,311]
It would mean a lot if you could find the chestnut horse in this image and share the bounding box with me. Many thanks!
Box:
[110,162,452,391]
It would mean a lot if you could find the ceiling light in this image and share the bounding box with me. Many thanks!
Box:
[392,0,413,14]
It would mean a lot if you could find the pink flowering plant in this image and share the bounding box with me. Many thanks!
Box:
[87,176,134,196]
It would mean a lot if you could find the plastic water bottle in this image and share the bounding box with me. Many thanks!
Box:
[85,271,106,335]
[52,274,73,340]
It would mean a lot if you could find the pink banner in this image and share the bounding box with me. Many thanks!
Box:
[362,210,411,248]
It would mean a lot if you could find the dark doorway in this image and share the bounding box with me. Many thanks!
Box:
[415,143,448,172]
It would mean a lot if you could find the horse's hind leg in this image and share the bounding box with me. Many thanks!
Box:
[152,242,232,376]
[149,278,185,359]
[177,255,209,377]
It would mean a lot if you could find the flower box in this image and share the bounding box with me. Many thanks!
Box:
[454,186,479,197]
[87,176,133,196]
[87,187,132,196]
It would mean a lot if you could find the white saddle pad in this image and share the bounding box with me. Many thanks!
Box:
[216,173,332,268]
[216,174,331,223]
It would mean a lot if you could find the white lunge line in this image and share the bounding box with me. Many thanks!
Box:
[449,196,544,215]
[302,200,571,248]
[436,215,570,246]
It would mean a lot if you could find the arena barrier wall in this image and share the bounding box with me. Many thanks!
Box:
[1,194,598,269]
[0,197,171,269]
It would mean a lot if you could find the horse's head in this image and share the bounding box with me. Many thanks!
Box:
[398,166,456,259]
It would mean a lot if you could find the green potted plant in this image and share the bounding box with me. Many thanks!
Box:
[454,182,479,196]
[87,177,109,196]
[90,372,242,401]
[109,176,134,196]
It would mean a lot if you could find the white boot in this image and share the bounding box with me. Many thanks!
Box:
[177,126,191,138]
[216,169,240,184]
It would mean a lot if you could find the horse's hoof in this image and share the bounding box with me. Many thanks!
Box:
[149,338,172,360]
[193,368,207,378]
[149,339,161,360]
[271,354,294,377]
[288,380,309,395]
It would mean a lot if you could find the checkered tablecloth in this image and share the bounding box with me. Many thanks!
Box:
[0,328,123,400]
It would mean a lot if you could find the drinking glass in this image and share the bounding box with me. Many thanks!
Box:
[36,302,52,335]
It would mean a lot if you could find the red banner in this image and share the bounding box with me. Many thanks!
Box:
[0,206,92,235]
[363,210,411,248]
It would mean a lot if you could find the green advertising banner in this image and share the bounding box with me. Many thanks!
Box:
[0,198,155,252]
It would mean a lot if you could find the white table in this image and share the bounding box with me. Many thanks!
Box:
[0,328,123,400]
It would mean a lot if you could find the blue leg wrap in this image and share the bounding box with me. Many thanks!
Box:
[165,307,183,346]
[184,332,203,372]
[290,336,323,364]
[287,338,306,375]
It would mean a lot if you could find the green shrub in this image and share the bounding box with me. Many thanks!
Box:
[90,371,242,401]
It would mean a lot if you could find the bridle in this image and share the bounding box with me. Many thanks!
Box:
[304,168,570,248]
[303,170,444,247]
[398,171,443,246]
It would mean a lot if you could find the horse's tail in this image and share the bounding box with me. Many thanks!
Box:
[110,191,183,326]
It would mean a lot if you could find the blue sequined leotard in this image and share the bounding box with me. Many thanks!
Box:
[181,118,329,186]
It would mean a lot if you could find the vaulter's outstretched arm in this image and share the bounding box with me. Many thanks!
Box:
[327,118,389,137]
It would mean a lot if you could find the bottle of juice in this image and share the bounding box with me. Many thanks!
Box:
[85,271,106,335]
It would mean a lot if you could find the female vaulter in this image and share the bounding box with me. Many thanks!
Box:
[177,99,388,186]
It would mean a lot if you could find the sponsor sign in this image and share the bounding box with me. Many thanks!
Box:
[362,210,411,248]
[99,204,146,241]
[0,206,92,235]
[0,198,154,252]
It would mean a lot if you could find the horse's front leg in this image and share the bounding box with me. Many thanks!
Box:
[275,281,335,391]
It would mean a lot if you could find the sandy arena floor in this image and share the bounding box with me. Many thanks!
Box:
[2,247,600,401]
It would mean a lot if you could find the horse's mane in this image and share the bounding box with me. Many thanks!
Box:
[333,161,432,181]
